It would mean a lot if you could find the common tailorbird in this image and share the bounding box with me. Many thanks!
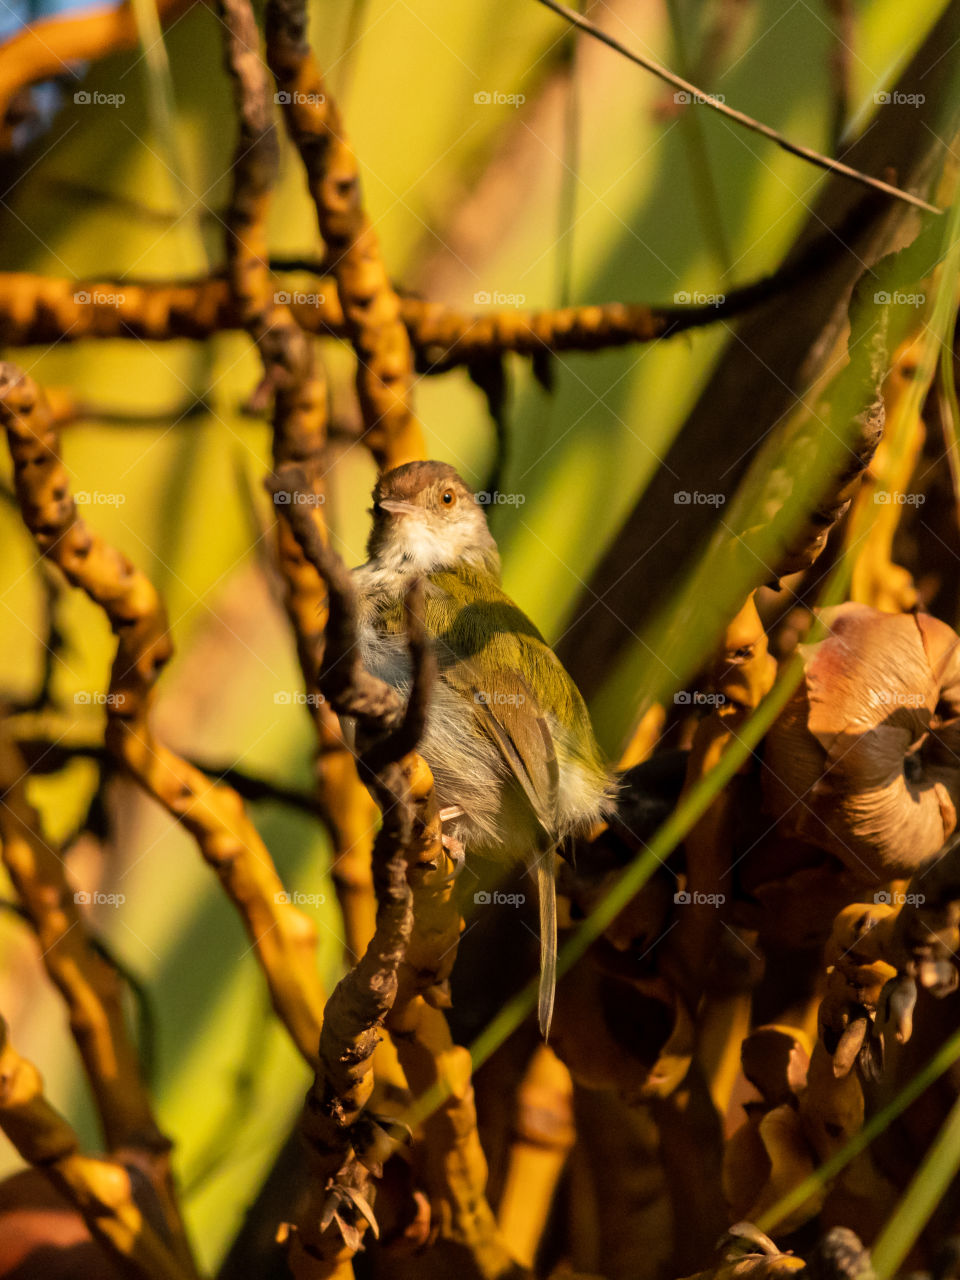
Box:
[353,460,613,1035]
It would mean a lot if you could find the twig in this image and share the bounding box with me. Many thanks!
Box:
[265,0,424,471]
[276,465,518,1278]
[0,1018,191,1280]
[534,0,941,215]
[0,228,850,365]
[268,467,428,1274]
[0,363,326,1070]
[0,727,196,1274]
[216,0,381,967]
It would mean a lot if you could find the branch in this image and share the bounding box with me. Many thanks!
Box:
[274,465,517,1278]
[0,727,196,1274]
[0,233,849,366]
[0,363,326,1070]
[267,465,431,1274]
[8,732,323,818]
[265,0,424,470]
[535,0,940,216]
[0,1019,191,1280]
[216,0,381,967]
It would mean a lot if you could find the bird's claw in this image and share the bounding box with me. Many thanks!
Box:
[440,832,466,882]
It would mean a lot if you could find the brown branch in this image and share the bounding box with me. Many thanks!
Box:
[0,1018,191,1280]
[0,230,849,367]
[0,363,326,1070]
[0,727,196,1274]
[290,746,415,1276]
[771,291,888,582]
[270,467,428,1274]
[264,0,424,471]
[275,466,519,1278]
[217,0,382,969]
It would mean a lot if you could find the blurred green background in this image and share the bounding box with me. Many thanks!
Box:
[0,0,950,1268]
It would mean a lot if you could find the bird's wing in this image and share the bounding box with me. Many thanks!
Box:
[441,661,559,836]
[442,660,560,1039]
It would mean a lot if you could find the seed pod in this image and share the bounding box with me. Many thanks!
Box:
[741,1026,811,1106]
[880,974,917,1044]
[763,604,960,881]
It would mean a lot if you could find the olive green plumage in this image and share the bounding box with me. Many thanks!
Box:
[371,562,606,786]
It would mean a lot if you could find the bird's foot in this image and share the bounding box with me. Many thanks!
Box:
[440,832,466,881]
[437,804,466,881]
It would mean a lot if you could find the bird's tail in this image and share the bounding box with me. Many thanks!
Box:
[537,846,558,1039]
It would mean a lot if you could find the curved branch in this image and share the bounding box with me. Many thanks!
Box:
[265,0,424,471]
[0,1018,191,1280]
[0,363,326,1070]
[0,728,196,1275]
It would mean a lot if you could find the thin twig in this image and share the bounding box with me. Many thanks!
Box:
[534,0,941,216]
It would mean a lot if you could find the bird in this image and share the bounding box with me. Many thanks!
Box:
[352,459,613,1035]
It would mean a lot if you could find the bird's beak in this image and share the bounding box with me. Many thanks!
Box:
[377,499,419,516]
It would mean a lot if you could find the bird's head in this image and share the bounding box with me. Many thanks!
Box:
[366,460,500,576]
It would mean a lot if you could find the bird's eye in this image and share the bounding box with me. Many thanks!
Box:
[441,489,456,507]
